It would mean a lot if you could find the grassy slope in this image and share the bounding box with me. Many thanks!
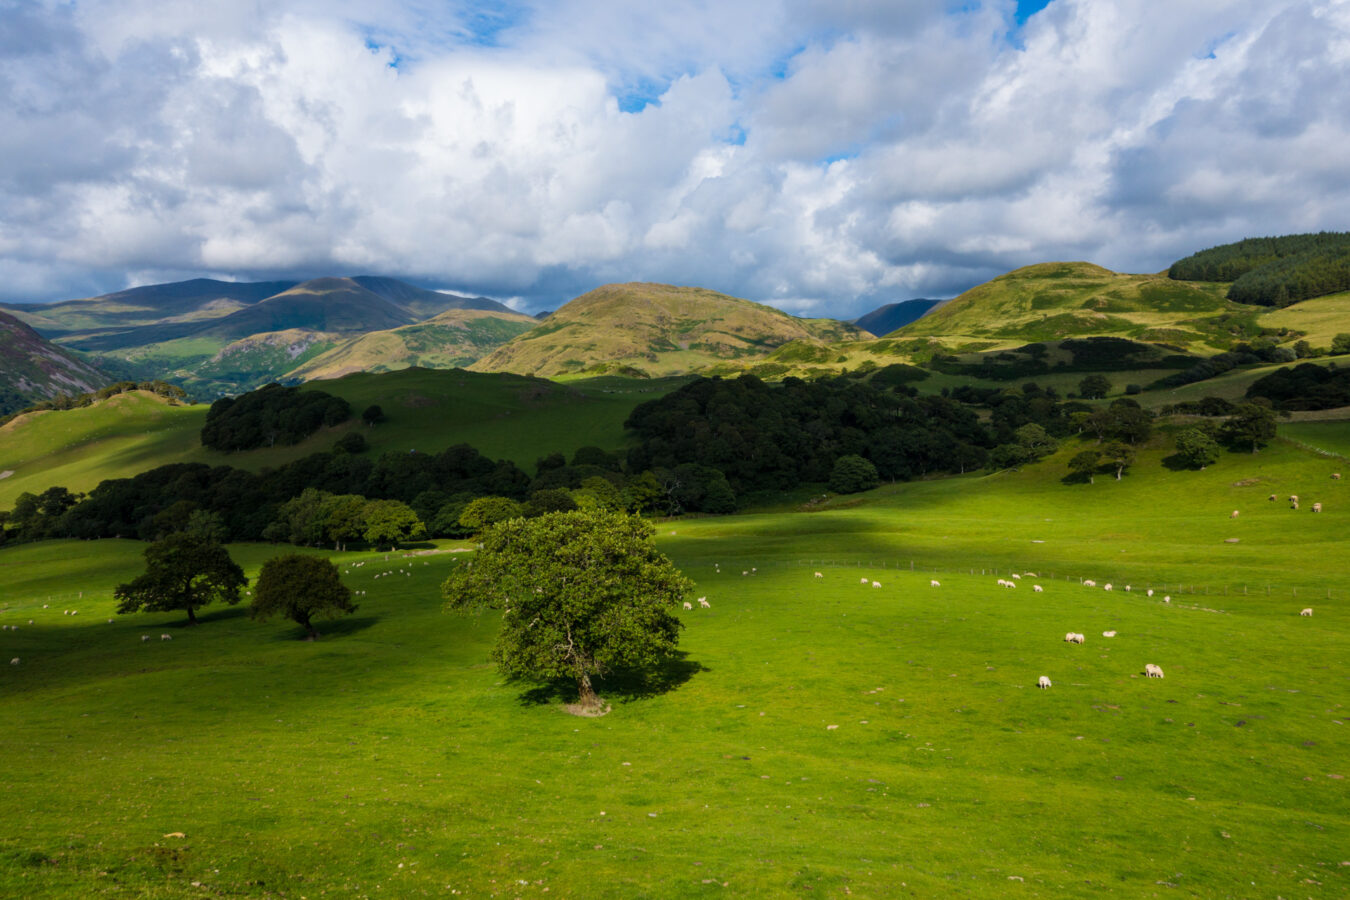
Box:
[1,435,1348,896]
[1257,290,1350,347]
[287,309,539,381]
[0,371,683,507]
[471,283,869,378]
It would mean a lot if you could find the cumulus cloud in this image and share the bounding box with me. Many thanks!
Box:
[0,0,1347,318]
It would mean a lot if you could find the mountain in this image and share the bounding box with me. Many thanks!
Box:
[853,299,943,336]
[0,311,108,413]
[892,262,1243,350]
[469,282,870,378]
[286,308,540,381]
[348,276,511,318]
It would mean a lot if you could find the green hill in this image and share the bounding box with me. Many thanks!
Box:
[470,282,870,378]
[0,369,687,507]
[288,308,539,381]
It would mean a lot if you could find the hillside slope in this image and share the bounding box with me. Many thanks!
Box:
[288,308,539,381]
[854,299,942,336]
[0,311,108,411]
[470,282,869,377]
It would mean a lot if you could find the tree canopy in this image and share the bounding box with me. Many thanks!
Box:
[250,554,357,640]
[201,383,350,451]
[442,509,691,711]
[114,533,246,625]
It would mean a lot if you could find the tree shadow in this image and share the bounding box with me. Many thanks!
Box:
[514,651,709,708]
[268,615,381,642]
[193,605,250,625]
[1161,452,1195,471]
[1060,471,1094,485]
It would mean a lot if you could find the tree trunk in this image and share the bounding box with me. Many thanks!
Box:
[299,614,318,641]
[186,605,198,626]
[577,673,600,709]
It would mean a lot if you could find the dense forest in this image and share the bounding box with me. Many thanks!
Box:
[200,383,351,451]
[1247,362,1350,411]
[1168,232,1350,307]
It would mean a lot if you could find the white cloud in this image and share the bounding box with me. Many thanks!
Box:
[1,0,1348,319]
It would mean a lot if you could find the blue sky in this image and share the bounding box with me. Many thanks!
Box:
[0,0,1345,318]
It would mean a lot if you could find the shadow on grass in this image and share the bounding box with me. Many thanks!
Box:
[514,651,708,707]
[270,615,381,642]
[188,605,250,626]
[1161,452,1198,472]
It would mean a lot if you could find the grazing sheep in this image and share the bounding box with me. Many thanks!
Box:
[742,570,748,576]
[698,597,711,608]
[682,602,692,610]
[160,634,172,641]
[1102,630,1117,637]
[1011,573,1021,580]
[1230,510,1239,519]
[1104,583,1113,592]
[1083,579,1096,587]
[871,581,882,588]
[930,579,941,587]
[1124,585,1132,592]
[9,658,17,666]
[1290,494,1299,503]
[1313,502,1323,512]
[1300,608,1313,616]
[1269,493,1277,501]
[814,572,824,578]
[1334,473,1342,480]
[861,577,869,584]
[1033,584,1043,593]
[1144,664,1164,678]
[1064,632,1084,644]
[1164,595,1171,603]
[141,635,150,642]
[1037,676,1051,689]
[1146,589,1154,597]
[1291,501,1299,510]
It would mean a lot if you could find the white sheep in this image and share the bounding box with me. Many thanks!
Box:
[160,634,172,641]
[1037,676,1051,689]
[1033,584,1043,593]
[1334,473,1342,480]
[1064,632,1084,644]
[1005,580,1016,589]
[860,577,869,584]
[1269,493,1277,501]
[1124,585,1132,593]
[1300,608,1313,616]
[1290,494,1299,503]
[742,570,748,576]
[1230,510,1239,519]
[682,602,692,610]
[930,579,940,587]
[1144,663,1164,679]
[1104,583,1113,592]
[1011,573,1021,580]
[814,572,824,579]
[1102,630,1117,637]
[1312,502,1323,513]
[871,581,881,588]
[1083,579,1096,587]
[9,658,17,666]
[1146,589,1154,597]
[698,597,711,608]
[141,635,150,642]
[1163,595,1171,603]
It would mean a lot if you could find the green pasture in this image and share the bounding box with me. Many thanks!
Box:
[0,371,684,507]
[2,435,1348,897]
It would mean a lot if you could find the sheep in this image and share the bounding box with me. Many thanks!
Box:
[1033,584,1043,593]
[742,570,749,576]
[1300,608,1313,616]
[9,658,17,666]
[1011,573,1021,580]
[698,597,711,608]
[1313,502,1323,513]
[1230,510,1239,519]
[1104,583,1113,591]
[1006,580,1017,589]
[1163,595,1171,603]
[1144,664,1164,679]
[871,581,882,588]
[1064,632,1084,644]
[1334,473,1342,480]
[70,610,77,616]
[141,635,150,642]
[861,577,869,584]
[814,572,824,579]
[1146,589,1154,597]
[160,634,172,641]
[1102,630,1117,637]
[1083,579,1096,587]
[1124,585,1132,592]
[1291,501,1299,510]
[682,601,692,610]
[1037,676,1051,689]
[930,579,940,587]
[1270,493,1277,501]
[1290,494,1299,503]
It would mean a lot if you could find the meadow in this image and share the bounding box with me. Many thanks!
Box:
[2,431,1348,897]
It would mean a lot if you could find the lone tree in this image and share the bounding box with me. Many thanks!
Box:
[1068,449,1102,483]
[829,454,880,494]
[442,509,691,712]
[114,533,246,625]
[1221,402,1277,453]
[250,554,357,640]
[1175,427,1221,469]
[1101,441,1136,480]
[1079,374,1111,399]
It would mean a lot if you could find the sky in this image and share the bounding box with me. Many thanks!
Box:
[1,0,1347,318]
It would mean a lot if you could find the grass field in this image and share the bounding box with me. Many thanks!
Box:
[0,370,687,508]
[2,434,1347,897]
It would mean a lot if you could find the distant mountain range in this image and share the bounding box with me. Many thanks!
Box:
[852,299,943,336]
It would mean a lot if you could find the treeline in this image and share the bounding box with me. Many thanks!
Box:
[624,374,1099,489]
[927,338,1194,382]
[0,381,185,427]
[1247,363,1350,411]
[1168,232,1350,307]
[1148,341,1296,390]
[201,383,351,451]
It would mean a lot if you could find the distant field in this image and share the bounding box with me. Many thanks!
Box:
[0,370,688,506]
[1,437,1347,897]
[1279,420,1350,458]
[1258,291,1350,348]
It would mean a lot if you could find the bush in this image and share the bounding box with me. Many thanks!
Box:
[829,455,880,494]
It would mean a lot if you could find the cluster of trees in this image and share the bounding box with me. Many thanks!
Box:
[1149,341,1297,390]
[200,383,351,451]
[927,338,1193,383]
[1168,232,1350,307]
[1247,363,1350,411]
[0,380,186,427]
